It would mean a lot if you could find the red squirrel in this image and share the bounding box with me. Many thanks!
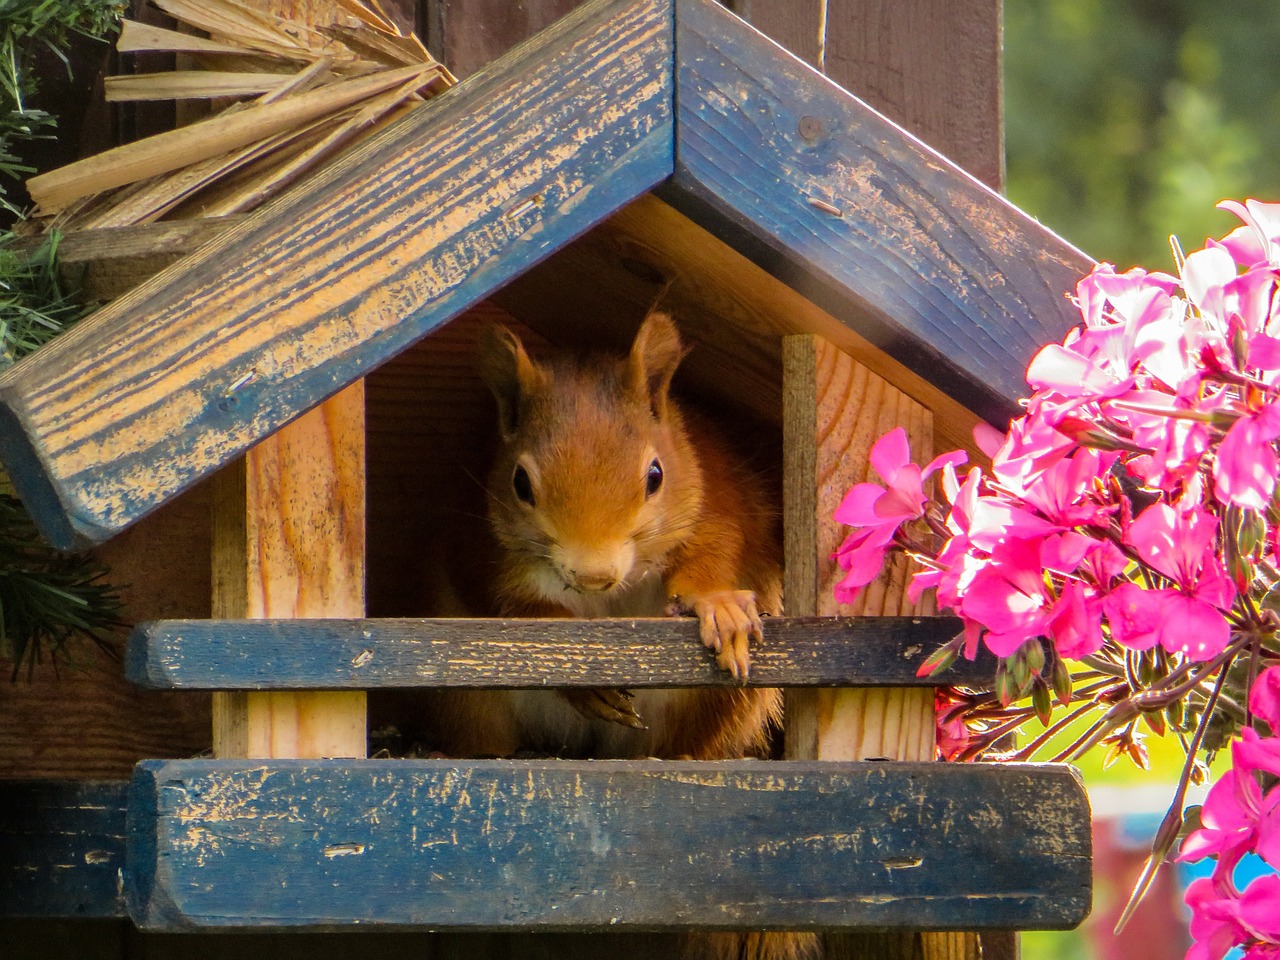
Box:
[428,311,786,760]
[426,312,819,960]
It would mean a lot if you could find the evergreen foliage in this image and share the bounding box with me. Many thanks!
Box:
[0,0,124,217]
[0,229,120,675]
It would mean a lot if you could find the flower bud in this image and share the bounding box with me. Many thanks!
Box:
[1032,680,1053,725]
[1024,639,1046,677]
[1239,508,1266,558]
[916,642,958,678]
[1051,657,1073,706]
[995,663,1016,707]
[1140,708,1166,737]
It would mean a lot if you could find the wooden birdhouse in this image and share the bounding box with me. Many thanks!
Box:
[1,1,1094,957]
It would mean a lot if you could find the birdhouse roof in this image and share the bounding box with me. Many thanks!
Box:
[0,0,1089,549]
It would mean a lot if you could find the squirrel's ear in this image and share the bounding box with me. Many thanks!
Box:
[629,311,687,419]
[478,324,544,436]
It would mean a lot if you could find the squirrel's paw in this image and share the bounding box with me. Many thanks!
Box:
[669,590,762,680]
[559,688,647,729]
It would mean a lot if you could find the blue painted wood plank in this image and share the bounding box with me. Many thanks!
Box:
[0,0,675,550]
[125,616,986,690]
[0,780,127,918]
[125,759,1090,931]
[668,0,1094,424]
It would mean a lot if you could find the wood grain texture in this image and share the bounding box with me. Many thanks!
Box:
[124,758,1091,932]
[211,384,368,760]
[126,615,987,689]
[734,0,1004,190]
[669,0,1090,426]
[783,336,969,959]
[783,336,935,764]
[0,0,674,549]
[0,780,128,918]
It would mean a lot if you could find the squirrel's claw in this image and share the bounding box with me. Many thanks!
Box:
[671,590,762,680]
[560,687,647,729]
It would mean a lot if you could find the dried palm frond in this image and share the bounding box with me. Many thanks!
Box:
[24,0,455,231]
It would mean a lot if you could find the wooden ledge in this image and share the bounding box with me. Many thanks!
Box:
[0,780,128,918]
[125,616,986,690]
[126,758,1091,932]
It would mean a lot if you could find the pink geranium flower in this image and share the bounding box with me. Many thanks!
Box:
[1116,502,1236,659]
[831,428,964,604]
[831,199,1280,960]
[1238,874,1280,949]
[1179,768,1264,879]
[1185,877,1249,960]
[1214,400,1280,511]
[1217,199,1280,266]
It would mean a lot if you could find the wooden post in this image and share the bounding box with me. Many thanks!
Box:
[201,0,387,765]
[783,335,986,960]
[211,380,367,760]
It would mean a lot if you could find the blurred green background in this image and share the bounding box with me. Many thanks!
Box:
[1005,0,1280,270]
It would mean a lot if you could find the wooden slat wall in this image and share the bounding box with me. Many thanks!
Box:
[733,0,1003,191]
[0,489,214,780]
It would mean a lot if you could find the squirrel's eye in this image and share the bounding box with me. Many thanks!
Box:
[645,458,663,498]
[513,464,536,506]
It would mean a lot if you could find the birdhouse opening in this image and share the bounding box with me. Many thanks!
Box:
[363,190,979,631]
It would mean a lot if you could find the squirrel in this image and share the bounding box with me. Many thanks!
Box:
[426,310,786,760]
[424,311,820,960]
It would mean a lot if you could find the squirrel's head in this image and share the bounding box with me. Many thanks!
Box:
[478,311,701,598]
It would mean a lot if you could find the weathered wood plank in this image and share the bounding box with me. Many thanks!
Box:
[124,758,1091,931]
[0,780,128,918]
[734,0,1004,191]
[126,616,986,689]
[668,0,1091,424]
[0,0,674,550]
[211,348,368,762]
[784,335,983,960]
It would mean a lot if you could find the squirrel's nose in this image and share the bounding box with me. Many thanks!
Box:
[571,570,619,593]
[556,540,632,593]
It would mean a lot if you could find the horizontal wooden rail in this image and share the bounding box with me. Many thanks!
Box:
[126,616,984,689]
[126,758,1091,932]
[0,780,128,918]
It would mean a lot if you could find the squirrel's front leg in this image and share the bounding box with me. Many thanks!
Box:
[666,589,763,680]
[663,518,766,680]
[500,594,645,728]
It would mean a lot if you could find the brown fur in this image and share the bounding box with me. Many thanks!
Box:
[426,313,818,960]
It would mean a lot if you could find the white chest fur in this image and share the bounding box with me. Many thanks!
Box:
[508,569,690,758]
[557,572,669,618]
